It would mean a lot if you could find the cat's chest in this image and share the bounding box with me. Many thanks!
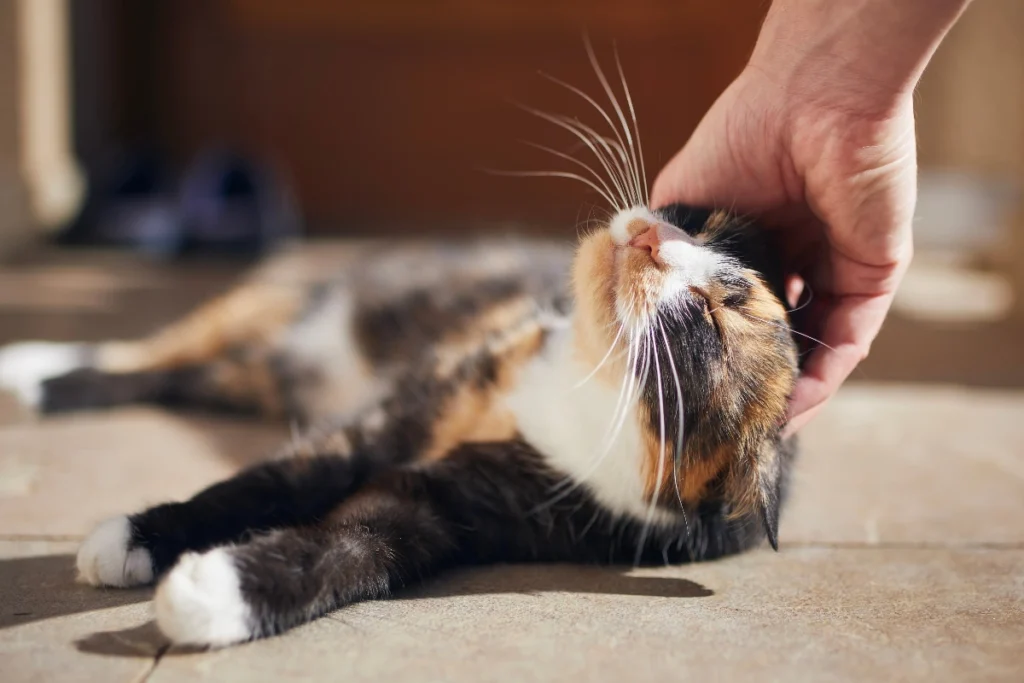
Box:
[501,334,659,521]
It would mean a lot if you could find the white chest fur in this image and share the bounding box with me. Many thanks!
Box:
[503,330,671,523]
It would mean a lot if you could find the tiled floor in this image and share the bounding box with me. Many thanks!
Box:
[1,245,1022,682]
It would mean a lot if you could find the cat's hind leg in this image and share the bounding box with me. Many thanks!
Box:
[75,403,405,589]
[150,480,455,647]
[76,451,370,589]
[0,281,306,416]
[146,442,598,646]
[38,346,291,418]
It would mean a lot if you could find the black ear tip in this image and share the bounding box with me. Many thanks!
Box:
[759,501,780,552]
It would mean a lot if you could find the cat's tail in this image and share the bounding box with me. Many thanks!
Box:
[0,281,306,414]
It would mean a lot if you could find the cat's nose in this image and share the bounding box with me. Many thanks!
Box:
[628,225,661,262]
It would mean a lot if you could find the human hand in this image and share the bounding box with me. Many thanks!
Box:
[651,67,916,434]
[650,0,969,433]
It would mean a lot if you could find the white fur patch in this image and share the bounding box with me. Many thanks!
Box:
[155,548,254,647]
[76,515,154,587]
[504,330,674,524]
[0,341,87,408]
[278,288,383,420]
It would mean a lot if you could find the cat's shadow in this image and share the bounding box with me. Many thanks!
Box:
[71,563,711,658]
[397,563,713,600]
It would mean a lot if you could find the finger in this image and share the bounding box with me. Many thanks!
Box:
[782,291,895,436]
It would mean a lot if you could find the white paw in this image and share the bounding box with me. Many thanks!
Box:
[0,341,87,408]
[155,548,254,647]
[76,515,154,587]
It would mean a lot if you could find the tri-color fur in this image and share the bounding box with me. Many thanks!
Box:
[0,204,799,648]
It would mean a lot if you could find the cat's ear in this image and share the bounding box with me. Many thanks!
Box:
[756,441,786,551]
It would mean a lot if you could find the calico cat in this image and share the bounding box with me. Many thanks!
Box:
[0,203,798,648]
[0,45,800,647]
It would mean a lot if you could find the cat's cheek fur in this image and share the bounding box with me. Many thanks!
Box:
[76,515,154,587]
[155,548,255,647]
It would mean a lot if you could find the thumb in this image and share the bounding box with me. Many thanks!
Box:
[649,130,730,210]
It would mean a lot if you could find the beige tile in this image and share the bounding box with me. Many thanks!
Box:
[0,540,162,683]
[146,548,1024,683]
[782,383,1024,546]
[0,408,284,537]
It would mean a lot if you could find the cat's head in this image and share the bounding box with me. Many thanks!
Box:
[571,202,799,546]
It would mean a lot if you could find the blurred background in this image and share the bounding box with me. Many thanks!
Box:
[0,0,1021,380]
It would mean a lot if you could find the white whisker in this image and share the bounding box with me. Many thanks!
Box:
[483,169,618,209]
[555,113,636,208]
[584,34,643,210]
[634,325,667,566]
[539,71,639,205]
[572,324,626,390]
[731,309,837,353]
[520,140,623,215]
[512,103,630,209]
[656,315,689,532]
[534,326,642,509]
[613,44,648,205]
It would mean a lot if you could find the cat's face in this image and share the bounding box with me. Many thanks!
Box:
[572,203,798,532]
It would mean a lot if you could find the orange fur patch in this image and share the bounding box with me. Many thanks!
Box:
[423,308,545,461]
[639,412,736,507]
[96,283,304,373]
[571,231,628,388]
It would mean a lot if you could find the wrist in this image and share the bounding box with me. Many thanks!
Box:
[749,0,972,119]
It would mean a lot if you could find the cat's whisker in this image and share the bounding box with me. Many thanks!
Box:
[611,322,651,452]
[482,169,619,210]
[634,325,667,567]
[572,323,626,391]
[555,317,648,498]
[583,34,643,210]
[538,70,640,205]
[612,44,648,205]
[598,323,644,452]
[553,114,637,208]
[519,141,622,220]
[731,309,838,353]
[560,116,637,207]
[534,325,642,509]
[656,315,689,535]
[512,103,631,209]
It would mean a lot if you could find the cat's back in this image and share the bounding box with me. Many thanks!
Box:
[323,238,572,363]
[276,238,574,419]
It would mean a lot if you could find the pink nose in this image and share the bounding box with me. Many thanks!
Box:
[628,225,661,261]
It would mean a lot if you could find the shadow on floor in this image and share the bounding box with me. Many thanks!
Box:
[0,553,151,631]
[397,563,713,600]
[72,563,711,658]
